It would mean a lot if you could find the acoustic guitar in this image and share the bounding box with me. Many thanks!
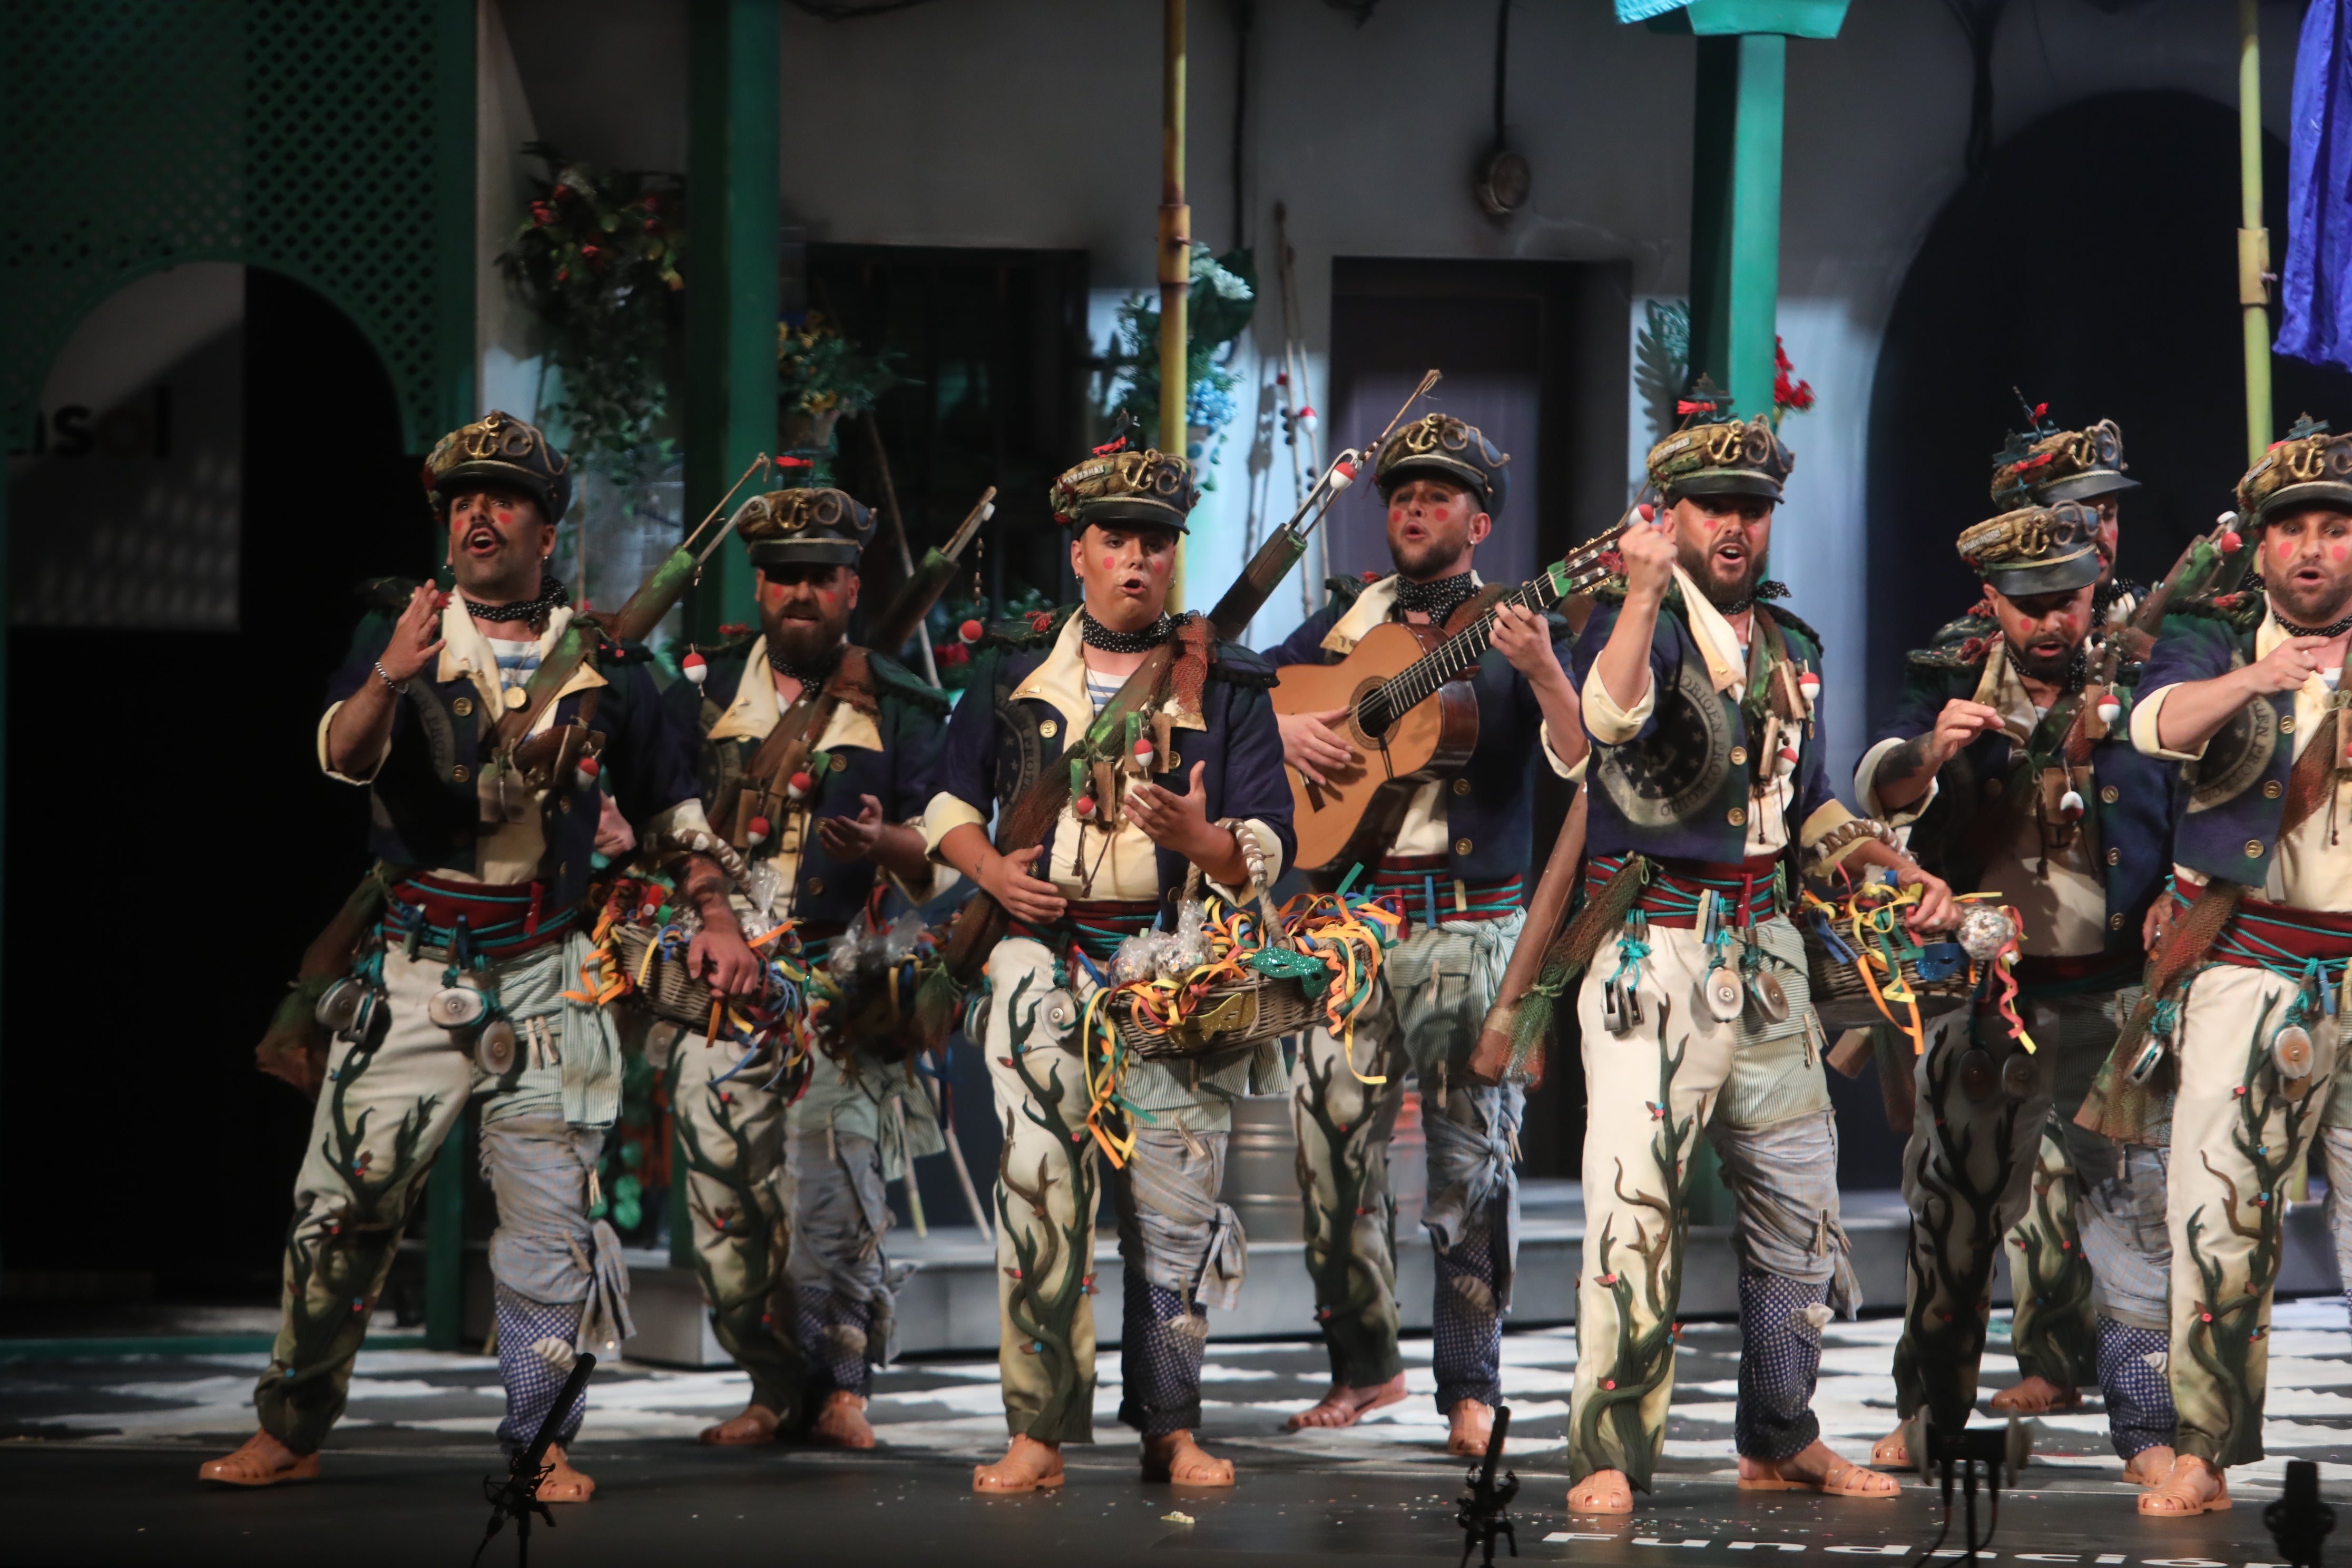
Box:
[1272,522,1634,874]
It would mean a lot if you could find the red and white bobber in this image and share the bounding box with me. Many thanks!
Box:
[1797,669,1821,715]
[1775,743,1800,778]
[1329,457,1357,489]
[745,815,772,848]
[2217,513,2243,554]
[573,754,601,791]
[2096,694,2122,728]
[681,650,709,687]
[786,770,815,804]
[959,619,984,644]
[1131,737,1155,772]
[2058,788,2085,820]
[1074,794,1097,820]
[1298,405,1318,434]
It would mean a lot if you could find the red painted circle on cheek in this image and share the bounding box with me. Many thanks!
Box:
[1102,554,1117,572]
[2332,543,2348,564]
[1149,555,1167,575]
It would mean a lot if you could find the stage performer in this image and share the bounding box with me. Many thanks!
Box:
[1260,413,1584,1455]
[201,412,759,1498]
[1563,385,1953,1514]
[1855,500,2177,1478]
[666,486,952,1451]
[924,447,1295,1493]
[2119,418,2352,1517]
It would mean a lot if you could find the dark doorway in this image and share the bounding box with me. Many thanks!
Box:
[1324,257,1632,1181]
[2,269,428,1306]
[1864,90,2352,733]
[807,245,1091,626]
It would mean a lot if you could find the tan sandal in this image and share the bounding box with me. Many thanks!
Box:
[198,1432,319,1488]
[1738,1450,1900,1498]
[1285,1373,1408,1431]
[812,1391,875,1450]
[1869,1427,1910,1468]
[1568,1470,1634,1515]
[2139,1456,2230,1517]
[1143,1430,1234,1486]
[698,1403,780,1446]
[1990,1376,2081,1415]
[1447,1399,1496,1458]
[974,1435,1065,1494]
[2121,1447,2175,1488]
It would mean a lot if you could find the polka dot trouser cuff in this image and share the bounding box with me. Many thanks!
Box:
[493,1288,589,1457]
[1433,1223,1503,1414]
[1118,1274,1207,1436]
[796,1285,874,1398]
[1736,1272,1826,1461]
[2096,1315,2176,1459]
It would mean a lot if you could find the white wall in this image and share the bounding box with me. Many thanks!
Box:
[494,0,2305,779]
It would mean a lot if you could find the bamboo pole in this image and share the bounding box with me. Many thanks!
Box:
[2239,0,2273,465]
[1160,0,1190,607]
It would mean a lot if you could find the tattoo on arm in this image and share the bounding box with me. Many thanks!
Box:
[678,852,730,909]
[1873,737,1934,792]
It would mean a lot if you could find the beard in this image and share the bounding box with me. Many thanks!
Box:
[1675,536,1765,610]
[1393,533,1467,581]
[763,604,848,669]
[2008,637,2080,683]
[2270,568,2352,630]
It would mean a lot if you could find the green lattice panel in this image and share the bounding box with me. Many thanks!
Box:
[2,0,472,450]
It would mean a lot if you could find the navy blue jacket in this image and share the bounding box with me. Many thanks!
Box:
[666,640,949,928]
[324,601,699,913]
[933,606,1297,918]
[2134,590,2295,887]
[1873,641,2174,953]
[1263,575,1575,886]
[1569,583,1838,866]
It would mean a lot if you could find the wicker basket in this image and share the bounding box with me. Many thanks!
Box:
[1111,974,1320,1062]
[611,923,733,1031]
[1801,910,1973,1033]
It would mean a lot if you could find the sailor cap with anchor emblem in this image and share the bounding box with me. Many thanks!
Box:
[1048,445,1200,533]
[2235,414,2352,528]
[1373,412,1511,516]
[738,487,877,569]
[1955,502,2105,598]
[1643,378,1794,504]
[422,410,573,520]
[1989,406,2139,508]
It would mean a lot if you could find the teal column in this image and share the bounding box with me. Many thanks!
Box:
[684,0,781,641]
[424,0,478,1350]
[1685,32,1785,424]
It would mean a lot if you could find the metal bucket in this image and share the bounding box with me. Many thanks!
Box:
[1219,1095,1304,1242]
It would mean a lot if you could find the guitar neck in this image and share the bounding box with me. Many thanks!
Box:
[1367,562,1579,723]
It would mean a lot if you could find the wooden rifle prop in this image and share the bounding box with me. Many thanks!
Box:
[911,372,1444,1044]
[494,454,771,790]
[2062,512,2247,763]
[469,1352,596,1568]
[1275,490,1647,873]
[719,488,995,848]
[1454,1403,1518,1567]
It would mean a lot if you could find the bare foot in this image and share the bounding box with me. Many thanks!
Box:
[1568,1468,1634,1514]
[1869,1426,1910,1468]
[1738,1440,1899,1497]
[539,1443,595,1503]
[1285,1372,1408,1431]
[1142,1429,1236,1486]
[812,1390,875,1449]
[974,1434,1064,1493]
[699,1403,780,1446]
[1990,1375,2081,1414]
[2139,1454,2230,1516]
[198,1430,319,1487]
[1447,1399,1495,1458]
[2121,1446,2175,1487]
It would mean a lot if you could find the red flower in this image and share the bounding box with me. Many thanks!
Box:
[935,641,970,667]
[1773,372,1815,413]
[1774,336,1794,374]
[1027,610,1056,633]
[581,244,600,260]
[2033,402,2048,420]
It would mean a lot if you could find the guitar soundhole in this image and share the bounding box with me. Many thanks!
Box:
[1348,678,1393,747]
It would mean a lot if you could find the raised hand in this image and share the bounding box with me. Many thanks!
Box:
[381,582,447,684]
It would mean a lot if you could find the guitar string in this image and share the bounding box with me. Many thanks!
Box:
[1355,568,1591,732]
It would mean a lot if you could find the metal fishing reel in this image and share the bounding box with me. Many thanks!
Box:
[1703,965,1746,1024]
[427,976,489,1031]
[2273,1021,2316,1083]
[1745,966,1789,1025]
[476,1017,520,1076]
[316,976,389,1051]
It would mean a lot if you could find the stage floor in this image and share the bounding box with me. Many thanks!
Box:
[3,1301,2349,1567]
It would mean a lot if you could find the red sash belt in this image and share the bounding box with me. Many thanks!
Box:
[1594,852,1786,930]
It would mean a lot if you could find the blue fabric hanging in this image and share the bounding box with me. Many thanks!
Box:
[2277,0,2352,374]
[1615,0,1692,21]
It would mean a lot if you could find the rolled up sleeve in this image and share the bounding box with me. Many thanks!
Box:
[2129,683,2204,762]
[317,700,391,786]
[1537,719,1580,779]
[1854,736,1938,826]
[1582,668,1654,745]
[922,792,988,862]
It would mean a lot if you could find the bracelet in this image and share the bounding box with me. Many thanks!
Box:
[373,660,409,695]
